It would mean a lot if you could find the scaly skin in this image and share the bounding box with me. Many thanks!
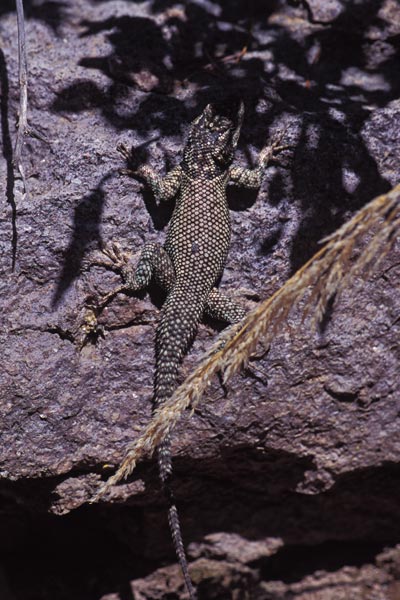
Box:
[90,103,288,599]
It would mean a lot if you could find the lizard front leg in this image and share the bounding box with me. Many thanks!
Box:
[118,143,182,201]
[229,136,291,189]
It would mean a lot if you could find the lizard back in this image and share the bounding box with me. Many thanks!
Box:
[165,172,231,291]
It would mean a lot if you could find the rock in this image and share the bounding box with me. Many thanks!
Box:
[0,0,399,598]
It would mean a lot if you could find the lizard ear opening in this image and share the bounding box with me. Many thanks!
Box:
[232,101,244,148]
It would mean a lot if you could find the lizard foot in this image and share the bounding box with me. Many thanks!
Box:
[259,140,293,168]
[117,144,155,183]
[83,242,136,282]
[75,305,105,348]
[78,242,139,346]
[86,282,132,311]
[116,142,132,162]
[77,279,132,347]
[258,120,295,168]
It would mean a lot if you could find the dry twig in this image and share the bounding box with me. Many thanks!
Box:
[13,0,29,195]
[93,184,400,500]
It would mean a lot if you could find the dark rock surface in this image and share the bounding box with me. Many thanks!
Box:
[0,0,399,598]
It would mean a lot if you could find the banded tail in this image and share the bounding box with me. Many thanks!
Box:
[154,289,204,600]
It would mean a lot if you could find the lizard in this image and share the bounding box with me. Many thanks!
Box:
[87,102,288,599]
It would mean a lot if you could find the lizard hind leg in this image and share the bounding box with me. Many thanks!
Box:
[80,242,175,343]
[205,288,247,324]
[88,241,175,307]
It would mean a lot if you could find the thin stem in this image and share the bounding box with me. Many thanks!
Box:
[13,0,29,196]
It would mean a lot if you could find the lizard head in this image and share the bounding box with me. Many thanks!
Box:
[183,102,244,175]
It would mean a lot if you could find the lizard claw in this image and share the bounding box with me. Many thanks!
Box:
[85,277,133,313]
[101,243,139,288]
[117,144,140,179]
[77,281,131,346]
[117,144,148,181]
[84,242,133,277]
[95,284,132,309]
[78,242,137,345]
[116,142,132,162]
[82,242,127,273]
[259,139,293,169]
[100,241,128,266]
[119,167,140,178]
[73,305,105,349]
[83,241,139,312]
[81,252,104,272]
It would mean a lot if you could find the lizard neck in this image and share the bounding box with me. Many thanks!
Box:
[182,149,230,180]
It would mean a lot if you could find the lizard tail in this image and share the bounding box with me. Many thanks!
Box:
[154,291,202,599]
[158,436,197,600]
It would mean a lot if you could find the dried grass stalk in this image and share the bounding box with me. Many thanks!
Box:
[13,0,29,196]
[93,184,400,501]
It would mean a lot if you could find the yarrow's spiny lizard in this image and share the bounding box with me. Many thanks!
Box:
[88,102,288,599]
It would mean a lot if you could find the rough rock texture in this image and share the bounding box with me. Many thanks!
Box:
[0,0,399,598]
